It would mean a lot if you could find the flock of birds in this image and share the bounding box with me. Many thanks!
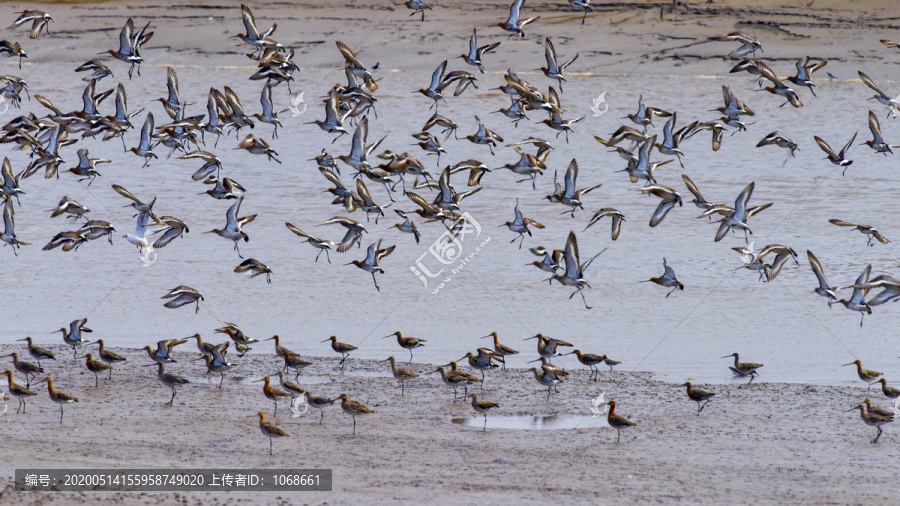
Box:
[1,1,900,452]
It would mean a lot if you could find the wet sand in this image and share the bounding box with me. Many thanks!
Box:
[2,0,900,504]
[2,343,899,505]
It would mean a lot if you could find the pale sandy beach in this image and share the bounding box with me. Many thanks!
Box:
[1,0,900,504]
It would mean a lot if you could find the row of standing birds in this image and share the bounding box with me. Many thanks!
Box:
[5,319,898,447]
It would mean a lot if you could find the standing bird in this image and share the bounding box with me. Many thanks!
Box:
[2,352,41,388]
[481,332,518,371]
[383,331,426,364]
[322,336,358,370]
[1,370,36,414]
[641,258,684,297]
[82,354,111,387]
[205,196,256,258]
[464,393,499,432]
[36,376,78,424]
[335,393,374,435]
[876,379,900,401]
[677,382,715,415]
[565,349,605,381]
[89,340,127,380]
[254,375,290,416]
[161,285,204,313]
[380,356,419,395]
[601,400,635,443]
[251,411,288,455]
[496,0,540,38]
[16,337,55,367]
[722,353,763,384]
[844,404,892,444]
[304,391,337,425]
[843,359,882,391]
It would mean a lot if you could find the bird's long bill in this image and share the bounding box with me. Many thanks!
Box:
[320,338,331,343]
[252,377,266,382]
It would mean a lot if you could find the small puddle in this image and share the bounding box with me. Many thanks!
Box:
[452,414,608,430]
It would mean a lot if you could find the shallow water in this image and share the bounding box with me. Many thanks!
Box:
[2,56,899,387]
[452,414,608,430]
